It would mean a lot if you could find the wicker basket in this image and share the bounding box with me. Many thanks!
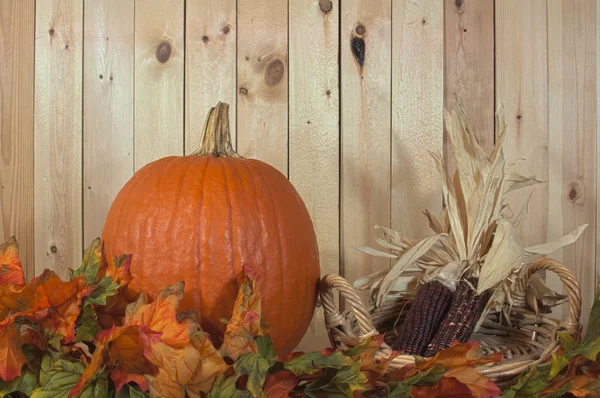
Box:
[320,258,582,383]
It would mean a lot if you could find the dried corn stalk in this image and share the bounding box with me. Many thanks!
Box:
[354,95,587,356]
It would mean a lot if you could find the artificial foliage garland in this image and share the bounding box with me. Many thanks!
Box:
[0,238,598,397]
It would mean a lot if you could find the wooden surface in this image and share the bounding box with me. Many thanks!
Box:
[444,0,495,158]
[0,0,35,279]
[289,0,339,352]
[340,1,392,301]
[134,0,185,170]
[237,0,288,175]
[391,0,444,237]
[83,0,134,246]
[3,1,599,349]
[185,0,237,153]
[547,0,597,324]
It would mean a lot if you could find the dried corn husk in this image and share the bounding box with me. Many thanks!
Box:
[355,97,586,314]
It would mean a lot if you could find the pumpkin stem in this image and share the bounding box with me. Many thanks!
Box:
[192,102,242,158]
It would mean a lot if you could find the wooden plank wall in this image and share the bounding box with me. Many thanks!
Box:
[0,0,598,348]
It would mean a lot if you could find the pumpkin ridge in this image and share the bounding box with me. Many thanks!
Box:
[218,158,238,297]
[247,161,286,345]
[195,156,211,324]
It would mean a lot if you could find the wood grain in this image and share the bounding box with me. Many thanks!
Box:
[83,0,134,246]
[0,0,35,279]
[185,0,237,154]
[35,0,83,277]
[289,0,339,352]
[547,0,596,325]
[237,0,288,175]
[340,1,391,304]
[391,1,444,238]
[444,0,494,160]
[495,0,548,251]
[134,0,184,170]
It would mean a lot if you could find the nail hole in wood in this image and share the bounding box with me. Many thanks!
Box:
[245,56,250,61]
[202,35,209,43]
[65,44,69,49]
[319,0,333,13]
[48,28,55,36]
[156,41,172,63]
[99,74,103,79]
[88,186,92,190]
[464,28,467,32]
[422,19,427,25]
[516,114,522,120]
[455,0,462,7]
[109,76,113,81]
[326,90,331,96]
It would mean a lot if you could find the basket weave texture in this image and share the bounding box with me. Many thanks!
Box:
[320,258,581,383]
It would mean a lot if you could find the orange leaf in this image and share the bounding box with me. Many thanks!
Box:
[34,270,93,343]
[417,341,503,370]
[0,237,25,286]
[263,371,298,397]
[444,366,502,398]
[411,376,473,397]
[20,327,45,351]
[0,323,26,381]
[97,254,136,329]
[144,330,228,398]
[219,267,267,361]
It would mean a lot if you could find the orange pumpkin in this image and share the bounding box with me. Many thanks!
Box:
[101,103,320,355]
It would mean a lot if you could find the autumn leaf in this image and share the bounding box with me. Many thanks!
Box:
[220,266,268,361]
[208,374,252,398]
[0,368,39,396]
[144,330,228,398]
[284,349,355,376]
[231,352,274,398]
[33,355,108,398]
[501,366,549,398]
[549,352,569,380]
[411,376,473,397]
[417,341,503,370]
[303,362,367,398]
[96,254,135,329]
[346,335,399,387]
[0,324,27,381]
[385,363,446,397]
[72,238,103,283]
[0,237,25,286]
[263,371,298,397]
[443,366,502,398]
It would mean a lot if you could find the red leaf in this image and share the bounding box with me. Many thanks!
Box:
[411,376,473,397]
[0,237,25,286]
[19,327,45,351]
[0,324,26,381]
[263,371,299,397]
[111,366,150,392]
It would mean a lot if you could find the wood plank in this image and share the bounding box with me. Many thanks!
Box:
[83,0,134,246]
[547,0,596,325]
[495,0,548,250]
[340,1,392,307]
[444,0,494,162]
[237,0,288,175]
[35,0,83,277]
[391,1,444,238]
[185,0,237,154]
[0,0,35,279]
[289,0,339,352]
[134,0,184,170]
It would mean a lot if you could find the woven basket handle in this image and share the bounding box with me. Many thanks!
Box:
[527,258,581,334]
[320,274,377,347]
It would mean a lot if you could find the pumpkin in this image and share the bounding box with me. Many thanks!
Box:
[101,103,320,355]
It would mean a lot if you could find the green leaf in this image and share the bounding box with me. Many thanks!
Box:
[255,335,276,360]
[0,369,39,397]
[388,383,412,398]
[580,337,600,361]
[304,362,367,398]
[75,305,100,343]
[387,363,446,397]
[584,284,600,344]
[558,332,579,353]
[541,382,571,398]
[548,353,569,380]
[32,356,87,397]
[116,384,147,398]
[208,374,252,398]
[284,351,354,376]
[501,367,549,398]
[233,353,274,398]
[72,239,102,282]
[85,276,120,307]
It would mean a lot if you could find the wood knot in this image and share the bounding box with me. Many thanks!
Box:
[455,0,462,7]
[326,90,331,96]
[156,41,172,63]
[351,37,365,67]
[99,74,103,79]
[50,245,57,254]
[516,114,522,120]
[48,28,55,36]
[222,25,231,34]
[319,0,333,13]
[568,182,582,203]
[239,87,248,95]
[265,59,285,86]
[421,18,427,25]
[64,44,69,49]
[354,24,366,36]
[202,35,209,43]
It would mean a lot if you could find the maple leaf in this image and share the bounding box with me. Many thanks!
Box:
[303,362,367,397]
[417,341,503,370]
[444,366,502,398]
[144,330,228,397]
[96,254,135,329]
[72,238,103,283]
[284,350,355,376]
[208,374,252,398]
[263,371,298,397]
[344,334,399,387]
[34,354,108,398]
[410,376,473,397]
[219,266,268,361]
[0,323,26,381]
[0,237,25,286]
